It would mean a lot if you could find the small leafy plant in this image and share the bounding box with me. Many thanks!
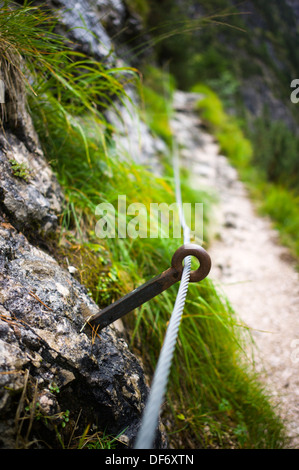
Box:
[9,158,30,181]
[49,383,60,395]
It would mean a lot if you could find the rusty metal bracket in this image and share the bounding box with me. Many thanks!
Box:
[88,244,211,331]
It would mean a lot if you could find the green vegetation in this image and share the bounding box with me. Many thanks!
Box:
[2,2,288,449]
[125,0,150,23]
[0,0,138,141]
[140,65,176,146]
[146,0,299,107]
[77,427,128,449]
[192,83,253,169]
[249,110,299,188]
[248,112,299,260]
[250,182,299,261]
[144,0,299,263]
[31,54,286,445]
[9,158,31,181]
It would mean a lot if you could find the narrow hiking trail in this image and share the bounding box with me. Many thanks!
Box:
[170,90,299,448]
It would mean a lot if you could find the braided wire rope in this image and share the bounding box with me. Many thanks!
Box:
[134,143,192,449]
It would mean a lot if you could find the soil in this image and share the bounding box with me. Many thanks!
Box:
[171,90,299,448]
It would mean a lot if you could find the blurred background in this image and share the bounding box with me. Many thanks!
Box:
[140,0,299,260]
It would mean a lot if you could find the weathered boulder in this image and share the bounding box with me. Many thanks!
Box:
[0,220,163,448]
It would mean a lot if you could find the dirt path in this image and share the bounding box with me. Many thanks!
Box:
[171,91,299,448]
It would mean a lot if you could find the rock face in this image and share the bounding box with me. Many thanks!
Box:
[0,1,166,449]
[0,219,154,448]
[0,130,63,236]
[46,0,146,65]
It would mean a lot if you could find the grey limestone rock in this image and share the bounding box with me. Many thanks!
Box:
[0,220,163,448]
[0,130,63,235]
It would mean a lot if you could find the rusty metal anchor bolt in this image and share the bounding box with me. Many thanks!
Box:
[88,244,211,331]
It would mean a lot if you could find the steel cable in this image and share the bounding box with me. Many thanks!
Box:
[134,142,192,449]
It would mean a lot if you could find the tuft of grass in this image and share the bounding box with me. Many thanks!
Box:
[192,83,253,168]
[138,65,176,146]
[75,426,128,449]
[169,280,286,448]
[248,109,299,189]
[254,183,299,261]
[0,0,139,144]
